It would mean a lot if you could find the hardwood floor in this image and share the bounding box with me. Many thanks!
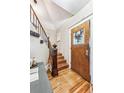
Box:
[47,68,93,93]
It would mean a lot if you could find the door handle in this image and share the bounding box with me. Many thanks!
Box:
[86,50,88,56]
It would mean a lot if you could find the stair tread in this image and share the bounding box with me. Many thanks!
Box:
[57,59,66,64]
[57,58,64,60]
[58,59,66,61]
[58,65,69,71]
[57,54,62,56]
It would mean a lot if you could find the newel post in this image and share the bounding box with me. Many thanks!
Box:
[51,44,58,77]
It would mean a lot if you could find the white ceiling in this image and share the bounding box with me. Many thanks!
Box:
[42,0,73,24]
[31,0,90,29]
[51,0,90,15]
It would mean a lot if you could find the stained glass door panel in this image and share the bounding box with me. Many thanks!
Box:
[73,28,84,45]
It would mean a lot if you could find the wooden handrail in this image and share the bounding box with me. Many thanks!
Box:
[30,5,48,42]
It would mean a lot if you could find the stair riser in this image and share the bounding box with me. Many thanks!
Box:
[57,61,66,64]
[58,65,69,71]
[57,59,66,63]
[57,56,64,59]
[57,54,62,56]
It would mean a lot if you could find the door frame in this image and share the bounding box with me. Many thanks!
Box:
[68,16,93,81]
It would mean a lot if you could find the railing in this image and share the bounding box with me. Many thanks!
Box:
[30,5,49,46]
[30,5,58,75]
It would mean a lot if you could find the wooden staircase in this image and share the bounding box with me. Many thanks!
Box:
[57,53,69,71]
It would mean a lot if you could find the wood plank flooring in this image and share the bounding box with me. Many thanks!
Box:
[47,68,93,93]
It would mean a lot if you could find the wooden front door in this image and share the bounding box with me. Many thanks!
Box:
[71,21,90,82]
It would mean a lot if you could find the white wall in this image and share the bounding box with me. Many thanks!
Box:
[90,18,93,84]
[30,36,49,63]
[52,0,90,15]
[43,27,56,44]
[30,23,49,69]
